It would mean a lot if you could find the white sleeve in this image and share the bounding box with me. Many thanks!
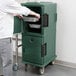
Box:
[4,0,31,16]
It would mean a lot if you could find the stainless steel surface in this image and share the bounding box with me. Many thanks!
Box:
[29,24,40,29]
[23,16,39,22]
[15,34,18,63]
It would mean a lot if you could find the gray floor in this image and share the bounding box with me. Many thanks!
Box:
[0,57,76,76]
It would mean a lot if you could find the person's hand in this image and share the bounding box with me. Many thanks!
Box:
[34,13,40,19]
[29,11,40,19]
[16,15,23,19]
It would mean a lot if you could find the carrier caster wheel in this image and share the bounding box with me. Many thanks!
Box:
[49,61,55,65]
[25,64,28,71]
[39,67,44,75]
[13,63,19,71]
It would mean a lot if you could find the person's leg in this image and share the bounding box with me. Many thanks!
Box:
[0,46,3,76]
[0,38,13,76]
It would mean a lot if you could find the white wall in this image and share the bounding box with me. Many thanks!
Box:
[55,0,76,64]
[14,0,76,64]
[16,0,38,3]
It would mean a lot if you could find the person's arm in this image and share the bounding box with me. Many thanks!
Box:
[4,0,40,18]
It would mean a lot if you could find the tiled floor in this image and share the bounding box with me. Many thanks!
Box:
[0,57,76,76]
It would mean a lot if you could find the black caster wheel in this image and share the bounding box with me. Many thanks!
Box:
[25,64,28,71]
[49,61,55,65]
[39,67,44,75]
[13,63,19,71]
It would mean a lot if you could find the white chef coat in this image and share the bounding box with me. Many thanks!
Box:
[0,0,31,39]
